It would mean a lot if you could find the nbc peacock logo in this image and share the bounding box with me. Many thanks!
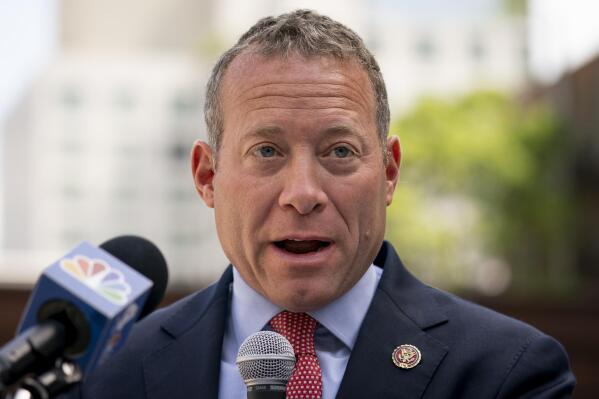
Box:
[60,255,132,305]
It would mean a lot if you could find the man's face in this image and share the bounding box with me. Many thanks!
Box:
[192,52,400,312]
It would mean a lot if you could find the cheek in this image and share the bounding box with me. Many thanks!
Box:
[333,171,386,213]
[333,175,387,240]
[213,172,278,239]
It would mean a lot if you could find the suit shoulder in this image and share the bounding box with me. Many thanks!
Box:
[431,287,544,339]
[121,280,222,355]
[77,281,224,398]
[423,286,569,370]
[422,288,575,396]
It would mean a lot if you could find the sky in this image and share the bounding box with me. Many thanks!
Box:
[529,0,599,82]
[0,0,58,244]
[0,0,58,125]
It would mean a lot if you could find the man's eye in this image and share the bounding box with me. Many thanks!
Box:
[331,146,353,158]
[255,145,277,158]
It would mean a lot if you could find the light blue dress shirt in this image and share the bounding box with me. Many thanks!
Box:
[218,265,382,399]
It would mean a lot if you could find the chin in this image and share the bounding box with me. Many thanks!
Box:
[275,287,335,313]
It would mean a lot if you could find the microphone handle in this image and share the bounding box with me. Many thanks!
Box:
[2,359,81,399]
[247,384,286,399]
[0,321,66,386]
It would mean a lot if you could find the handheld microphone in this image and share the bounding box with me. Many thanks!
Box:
[0,236,168,389]
[236,331,296,399]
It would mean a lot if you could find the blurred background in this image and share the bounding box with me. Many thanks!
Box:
[0,0,597,396]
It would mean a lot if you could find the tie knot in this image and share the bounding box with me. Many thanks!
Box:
[270,311,317,355]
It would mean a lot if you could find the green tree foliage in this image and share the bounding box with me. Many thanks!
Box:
[386,91,576,297]
[502,0,527,16]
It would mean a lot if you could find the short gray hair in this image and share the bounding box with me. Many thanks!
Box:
[204,9,390,157]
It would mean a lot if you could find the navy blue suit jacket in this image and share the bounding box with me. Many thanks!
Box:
[67,242,575,398]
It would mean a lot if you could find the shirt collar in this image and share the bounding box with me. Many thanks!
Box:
[231,265,382,351]
[230,267,282,349]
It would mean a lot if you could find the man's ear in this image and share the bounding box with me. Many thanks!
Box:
[385,135,401,206]
[191,140,216,208]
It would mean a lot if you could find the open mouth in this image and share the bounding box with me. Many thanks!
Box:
[274,240,332,254]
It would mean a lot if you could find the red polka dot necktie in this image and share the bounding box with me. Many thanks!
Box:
[270,311,323,399]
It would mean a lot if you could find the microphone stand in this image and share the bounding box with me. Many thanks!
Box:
[2,359,81,399]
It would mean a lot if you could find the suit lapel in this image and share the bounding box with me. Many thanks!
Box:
[336,243,449,399]
[143,268,233,399]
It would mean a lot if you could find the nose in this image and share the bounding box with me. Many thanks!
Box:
[278,157,328,215]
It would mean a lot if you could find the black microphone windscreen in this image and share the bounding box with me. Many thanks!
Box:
[100,236,168,318]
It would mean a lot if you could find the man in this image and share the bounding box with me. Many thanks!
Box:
[75,10,575,398]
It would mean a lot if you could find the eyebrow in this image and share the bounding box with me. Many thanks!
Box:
[322,124,368,146]
[246,125,284,139]
[323,124,361,137]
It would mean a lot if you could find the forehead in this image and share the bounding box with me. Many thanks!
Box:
[219,51,376,126]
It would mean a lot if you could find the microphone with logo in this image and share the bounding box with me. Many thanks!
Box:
[236,331,296,399]
[0,236,168,398]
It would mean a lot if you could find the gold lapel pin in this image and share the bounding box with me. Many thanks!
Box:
[392,344,421,369]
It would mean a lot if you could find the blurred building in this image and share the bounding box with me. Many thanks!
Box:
[374,13,527,114]
[514,52,599,398]
[212,0,373,45]
[1,0,227,288]
[213,0,528,115]
[545,54,599,295]
[61,0,214,52]
[1,0,528,288]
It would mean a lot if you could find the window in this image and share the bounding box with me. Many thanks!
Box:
[415,36,437,61]
[469,33,486,61]
[169,142,188,161]
[59,85,84,109]
[113,88,137,112]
